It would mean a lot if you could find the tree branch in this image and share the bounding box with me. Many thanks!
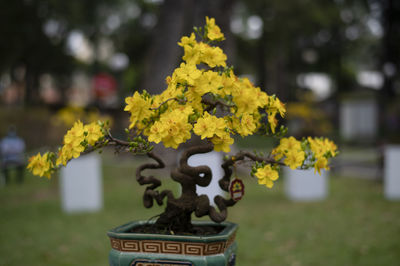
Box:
[201,97,234,112]
[136,152,175,208]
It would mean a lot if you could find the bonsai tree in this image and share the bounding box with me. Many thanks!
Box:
[27,17,338,234]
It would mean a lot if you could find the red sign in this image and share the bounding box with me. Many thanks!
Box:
[229,178,244,201]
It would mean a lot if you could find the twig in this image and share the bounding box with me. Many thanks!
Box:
[150,97,186,110]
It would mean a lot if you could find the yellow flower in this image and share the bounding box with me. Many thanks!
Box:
[255,164,279,188]
[84,122,104,146]
[196,70,223,95]
[199,43,227,67]
[314,157,329,175]
[56,145,71,166]
[174,62,202,86]
[147,121,167,144]
[284,150,305,170]
[147,107,193,149]
[231,113,258,137]
[220,70,238,97]
[205,17,225,41]
[308,137,338,159]
[266,96,285,133]
[193,112,227,140]
[27,152,54,178]
[232,78,262,115]
[178,32,196,47]
[211,132,234,153]
[324,138,338,157]
[64,120,85,147]
[267,112,278,133]
[181,42,202,65]
[124,91,153,130]
[272,136,302,160]
[268,96,286,118]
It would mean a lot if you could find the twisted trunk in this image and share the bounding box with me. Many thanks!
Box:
[136,141,237,233]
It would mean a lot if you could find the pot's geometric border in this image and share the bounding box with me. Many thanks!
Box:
[109,232,236,256]
[131,258,193,265]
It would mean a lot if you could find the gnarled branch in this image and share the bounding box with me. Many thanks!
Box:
[136,152,175,208]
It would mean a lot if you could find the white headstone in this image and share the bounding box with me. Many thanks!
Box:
[384,145,400,200]
[340,99,378,141]
[188,151,225,205]
[284,168,328,201]
[60,153,103,213]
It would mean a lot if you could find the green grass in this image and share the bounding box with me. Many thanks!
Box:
[1,156,399,266]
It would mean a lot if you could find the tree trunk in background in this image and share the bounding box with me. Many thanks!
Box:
[141,0,236,94]
[379,0,400,140]
[24,66,39,106]
[141,0,186,94]
[381,0,398,99]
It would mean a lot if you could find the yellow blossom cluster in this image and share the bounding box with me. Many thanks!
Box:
[56,121,104,166]
[271,136,338,174]
[124,17,287,154]
[272,137,306,170]
[27,152,54,178]
[147,106,193,149]
[308,137,338,174]
[28,121,105,178]
[28,17,338,189]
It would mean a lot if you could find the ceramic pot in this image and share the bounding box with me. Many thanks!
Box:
[107,220,238,266]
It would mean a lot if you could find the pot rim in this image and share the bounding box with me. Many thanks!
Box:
[107,220,238,242]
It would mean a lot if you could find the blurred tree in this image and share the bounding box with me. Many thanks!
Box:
[140,0,236,94]
[369,0,400,140]
[0,0,126,105]
[379,0,400,98]
[235,0,371,102]
[0,0,72,104]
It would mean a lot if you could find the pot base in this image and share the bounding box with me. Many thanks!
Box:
[107,220,238,266]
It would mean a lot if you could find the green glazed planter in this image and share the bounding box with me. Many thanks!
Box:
[107,220,238,266]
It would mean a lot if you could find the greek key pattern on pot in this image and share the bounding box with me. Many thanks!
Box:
[109,238,234,256]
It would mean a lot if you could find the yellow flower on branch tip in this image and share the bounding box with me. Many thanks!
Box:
[178,32,196,47]
[308,137,338,159]
[199,43,227,67]
[255,164,279,188]
[27,152,54,178]
[324,138,338,156]
[314,157,329,175]
[272,137,306,169]
[182,43,202,65]
[267,96,286,118]
[273,136,302,160]
[205,16,225,41]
